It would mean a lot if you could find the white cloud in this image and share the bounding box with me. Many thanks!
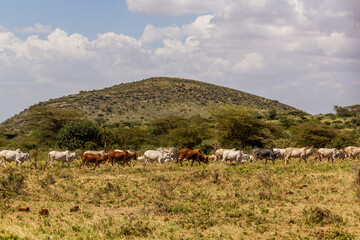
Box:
[233,53,264,73]
[140,24,182,44]
[14,23,52,34]
[182,15,215,39]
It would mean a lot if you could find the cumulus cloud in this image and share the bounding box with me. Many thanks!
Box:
[13,23,52,34]
[0,0,359,122]
[140,24,182,44]
[233,53,264,73]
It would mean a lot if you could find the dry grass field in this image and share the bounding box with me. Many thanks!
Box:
[0,155,359,239]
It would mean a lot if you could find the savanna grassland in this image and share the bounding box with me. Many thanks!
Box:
[1,156,359,240]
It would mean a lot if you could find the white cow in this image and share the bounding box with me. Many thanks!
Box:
[48,150,79,167]
[273,148,286,159]
[215,148,236,162]
[144,150,171,164]
[221,150,244,164]
[84,150,106,155]
[285,147,314,164]
[315,148,344,163]
[156,147,179,161]
[0,149,31,167]
[344,146,360,161]
[115,149,134,154]
[242,153,254,162]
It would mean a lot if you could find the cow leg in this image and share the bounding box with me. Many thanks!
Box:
[93,161,99,170]
[61,161,65,168]
[221,156,226,164]
[191,159,195,167]
[15,159,22,166]
[179,157,183,166]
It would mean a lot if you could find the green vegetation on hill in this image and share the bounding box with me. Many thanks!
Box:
[0,77,358,151]
[0,77,296,133]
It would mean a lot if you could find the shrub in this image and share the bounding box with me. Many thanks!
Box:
[303,206,343,226]
[57,120,102,150]
[0,169,27,197]
[312,229,354,240]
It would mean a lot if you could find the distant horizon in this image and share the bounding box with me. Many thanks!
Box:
[1,1,359,122]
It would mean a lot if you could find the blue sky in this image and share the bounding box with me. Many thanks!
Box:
[0,0,359,122]
[0,0,197,39]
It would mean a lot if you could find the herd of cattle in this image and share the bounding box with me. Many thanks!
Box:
[0,146,359,169]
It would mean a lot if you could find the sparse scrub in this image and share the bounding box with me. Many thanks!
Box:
[0,169,26,197]
[303,206,343,226]
[0,155,358,239]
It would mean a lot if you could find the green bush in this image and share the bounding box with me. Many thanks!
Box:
[57,120,102,150]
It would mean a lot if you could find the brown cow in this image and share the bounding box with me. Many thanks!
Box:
[107,150,137,167]
[81,153,108,170]
[177,149,208,166]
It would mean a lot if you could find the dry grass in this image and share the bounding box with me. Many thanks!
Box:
[0,156,359,239]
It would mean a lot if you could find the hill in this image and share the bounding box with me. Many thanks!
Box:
[0,77,297,132]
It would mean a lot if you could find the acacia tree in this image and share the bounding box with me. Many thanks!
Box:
[212,107,280,148]
[25,105,83,146]
[292,121,338,148]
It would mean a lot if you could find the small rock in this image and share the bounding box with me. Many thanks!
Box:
[39,209,49,216]
[18,206,30,212]
[70,206,80,212]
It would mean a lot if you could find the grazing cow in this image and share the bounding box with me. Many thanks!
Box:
[177,149,209,166]
[137,156,145,162]
[315,148,344,163]
[221,150,244,164]
[215,148,236,162]
[284,147,314,164]
[81,153,108,170]
[108,150,137,167]
[144,150,171,164]
[344,146,360,161]
[207,155,217,162]
[0,149,31,167]
[273,148,286,160]
[242,153,254,162]
[156,147,179,161]
[252,148,280,164]
[168,147,179,161]
[48,150,79,167]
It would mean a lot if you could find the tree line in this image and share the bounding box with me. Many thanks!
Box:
[0,105,359,154]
